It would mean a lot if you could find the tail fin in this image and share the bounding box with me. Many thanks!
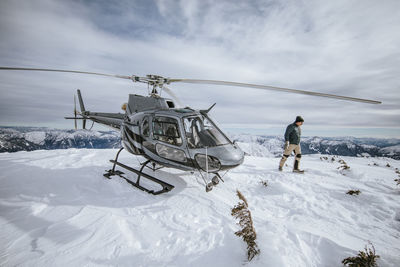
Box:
[74,95,78,130]
[77,89,87,129]
[77,89,86,112]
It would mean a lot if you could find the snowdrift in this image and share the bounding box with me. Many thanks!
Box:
[1,149,400,266]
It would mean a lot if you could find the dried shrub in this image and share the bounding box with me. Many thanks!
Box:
[319,156,336,162]
[260,180,268,187]
[338,159,350,170]
[347,190,361,196]
[395,169,400,186]
[342,242,380,266]
[231,190,260,261]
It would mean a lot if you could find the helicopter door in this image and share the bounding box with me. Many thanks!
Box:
[152,116,187,163]
[152,116,182,146]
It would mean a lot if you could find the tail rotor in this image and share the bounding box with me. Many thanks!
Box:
[65,89,88,130]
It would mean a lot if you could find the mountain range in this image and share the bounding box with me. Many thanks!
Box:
[1,127,399,160]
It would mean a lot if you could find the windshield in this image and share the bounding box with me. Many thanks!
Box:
[183,115,230,148]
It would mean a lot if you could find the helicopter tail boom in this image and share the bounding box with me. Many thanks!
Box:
[65,90,124,130]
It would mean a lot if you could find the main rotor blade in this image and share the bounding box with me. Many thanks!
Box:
[169,79,381,104]
[0,67,381,104]
[0,67,132,80]
[162,85,183,107]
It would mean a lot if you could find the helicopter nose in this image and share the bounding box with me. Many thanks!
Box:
[217,143,244,168]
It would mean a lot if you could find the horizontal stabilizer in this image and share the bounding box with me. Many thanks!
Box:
[64,117,85,120]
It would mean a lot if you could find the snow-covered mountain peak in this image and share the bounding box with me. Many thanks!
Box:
[1,127,400,160]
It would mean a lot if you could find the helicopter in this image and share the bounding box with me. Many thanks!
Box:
[0,67,381,194]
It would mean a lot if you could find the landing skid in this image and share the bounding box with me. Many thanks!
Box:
[103,148,174,195]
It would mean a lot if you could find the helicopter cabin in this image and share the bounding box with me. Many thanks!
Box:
[127,94,175,114]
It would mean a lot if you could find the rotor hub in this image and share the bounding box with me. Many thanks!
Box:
[130,74,171,96]
[130,74,170,88]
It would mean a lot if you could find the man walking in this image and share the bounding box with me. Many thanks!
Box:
[279,116,304,173]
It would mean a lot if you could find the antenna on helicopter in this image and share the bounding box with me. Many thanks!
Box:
[200,103,216,114]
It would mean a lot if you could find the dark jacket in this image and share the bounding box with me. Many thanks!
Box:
[284,123,301,145]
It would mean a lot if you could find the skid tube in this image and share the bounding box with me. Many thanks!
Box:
[103,148,174,195]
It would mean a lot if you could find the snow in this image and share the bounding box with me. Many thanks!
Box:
[24,132,46,145]
[230,134,283,157]
[1,149,400,266]
[381,145,400,155]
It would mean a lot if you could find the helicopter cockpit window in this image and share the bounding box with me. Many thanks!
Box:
[183,115,229,148]
[153,116,182,146]
[142,117,150,137]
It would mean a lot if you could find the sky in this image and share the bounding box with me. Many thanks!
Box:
[0,0,399,138]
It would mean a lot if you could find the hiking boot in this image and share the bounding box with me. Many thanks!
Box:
[293,160,304,173]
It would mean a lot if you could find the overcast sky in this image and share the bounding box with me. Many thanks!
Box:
[0,0,399,137]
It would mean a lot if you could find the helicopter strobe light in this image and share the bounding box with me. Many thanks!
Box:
[195,154,221,172]
[156,143,187,163]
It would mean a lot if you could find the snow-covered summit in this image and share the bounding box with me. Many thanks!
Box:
[0,127,120,152]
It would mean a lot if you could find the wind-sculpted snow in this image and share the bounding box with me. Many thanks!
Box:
[0,149,399,266]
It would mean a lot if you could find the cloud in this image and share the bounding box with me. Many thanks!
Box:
[0,0,399,136]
